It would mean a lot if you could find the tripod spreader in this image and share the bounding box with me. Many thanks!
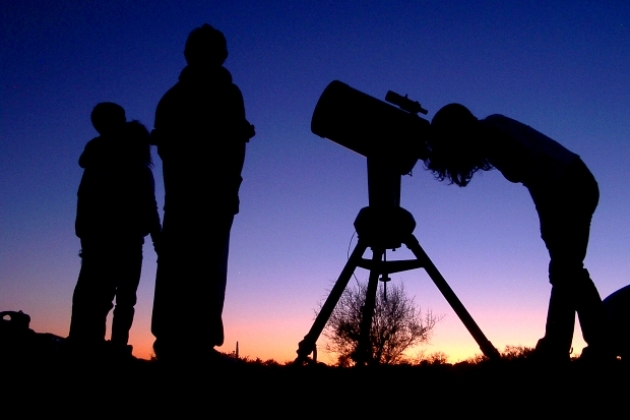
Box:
[295,206,501,365]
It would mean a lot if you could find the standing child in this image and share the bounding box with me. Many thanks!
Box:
[150,24,254,363]
[426,103,610,363]
[68,102,161,357]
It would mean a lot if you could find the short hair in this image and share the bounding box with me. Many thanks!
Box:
[91,102,126,135]
[184,24,228,66]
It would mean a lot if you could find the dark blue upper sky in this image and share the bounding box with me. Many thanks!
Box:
[2,1,629,361]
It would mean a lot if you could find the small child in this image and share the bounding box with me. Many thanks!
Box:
[68,102,161,356]
[426,103,610,362]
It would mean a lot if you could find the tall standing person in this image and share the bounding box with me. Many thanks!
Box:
[151,24,254,363]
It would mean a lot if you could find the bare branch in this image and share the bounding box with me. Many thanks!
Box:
[319,280,440,366]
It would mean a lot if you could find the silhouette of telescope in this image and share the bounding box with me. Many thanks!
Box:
[311,80,430,176]
[298,82,502,364]
[311,80,430,210]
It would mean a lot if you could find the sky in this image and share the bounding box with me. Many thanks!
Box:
[2,1,630,363]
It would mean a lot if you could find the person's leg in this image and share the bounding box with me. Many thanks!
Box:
[151,212,182,361]
[207,216,233,347]
[574,272,607,349]
[179,213,233,352]
[69,239,116,346]
[533,160,603,359]
[111,238,144,347]
[538,283,576,359]
[151,210,234,361]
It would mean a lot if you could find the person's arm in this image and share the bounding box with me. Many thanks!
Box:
[144,168,162,254]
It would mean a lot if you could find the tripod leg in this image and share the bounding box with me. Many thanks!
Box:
[295,239,369,364]
[356,247,385,366]
[405,235,501,361]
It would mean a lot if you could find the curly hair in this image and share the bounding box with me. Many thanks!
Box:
[124,120,152,167]
[425,103,492,187]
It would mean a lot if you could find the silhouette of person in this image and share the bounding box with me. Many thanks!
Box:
[426,104,610,362]
[68,103,161,356]
[150,24,254,362]
[602,285,630,360]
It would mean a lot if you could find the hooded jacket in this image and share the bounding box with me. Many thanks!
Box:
[153,65,252,216]
[75,124,161,239]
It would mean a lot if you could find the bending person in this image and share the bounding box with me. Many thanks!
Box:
[426,103,610,363]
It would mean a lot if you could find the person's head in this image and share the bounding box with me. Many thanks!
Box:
[91,102,126,135]
[184,24,228,67]
[426,103,491,187]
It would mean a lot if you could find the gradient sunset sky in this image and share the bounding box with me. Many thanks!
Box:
[2,1,630,362]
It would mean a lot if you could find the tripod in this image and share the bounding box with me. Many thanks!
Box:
[295,158,501,365]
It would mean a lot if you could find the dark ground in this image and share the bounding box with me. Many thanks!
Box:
[1,313,627,415]
[2,349,628,416]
